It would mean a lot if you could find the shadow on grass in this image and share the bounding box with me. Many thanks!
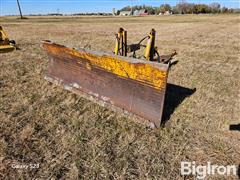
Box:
[238,164,240,179]
[161,83,196,126]
[17,17,28,19]
[229,124,240,131]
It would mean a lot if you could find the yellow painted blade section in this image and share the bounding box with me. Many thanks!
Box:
[76,52,167,90]
[0,45,15,53]
[43,41,169,90]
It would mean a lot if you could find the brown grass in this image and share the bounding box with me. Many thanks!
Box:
[0,14,240,179]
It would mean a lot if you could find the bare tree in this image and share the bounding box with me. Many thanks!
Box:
[16,0,23,19]
[210,2,221,13]
[159,4,171,13]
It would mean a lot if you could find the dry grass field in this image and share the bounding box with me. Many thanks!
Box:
[0,14,240,179]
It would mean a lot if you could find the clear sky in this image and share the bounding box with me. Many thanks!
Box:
[0,0,239,16]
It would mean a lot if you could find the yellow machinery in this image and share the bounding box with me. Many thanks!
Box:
[43,28,176,128]
[114,28,176,63]
[0,26,17,53]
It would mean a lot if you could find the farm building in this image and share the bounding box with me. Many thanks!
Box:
[159,11,172,15]
[134,9,149,16]
[119,11,131,16]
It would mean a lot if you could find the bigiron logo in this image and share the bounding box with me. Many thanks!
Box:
[181,161,238,179]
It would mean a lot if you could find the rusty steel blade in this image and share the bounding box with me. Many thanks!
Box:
[42,41,169,127]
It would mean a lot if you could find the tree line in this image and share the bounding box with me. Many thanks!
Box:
[118,3,239,15]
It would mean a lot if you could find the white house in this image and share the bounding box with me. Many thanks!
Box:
[119,11,131,16]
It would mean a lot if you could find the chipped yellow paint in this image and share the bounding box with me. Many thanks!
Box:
[82,53,167,90]
[43,42,168,90]
[85,62,92,70]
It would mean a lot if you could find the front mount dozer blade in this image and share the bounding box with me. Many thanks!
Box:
[42,41,169,128]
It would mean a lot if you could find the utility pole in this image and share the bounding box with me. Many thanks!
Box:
[130,0,134,15]
[16,0,23,19]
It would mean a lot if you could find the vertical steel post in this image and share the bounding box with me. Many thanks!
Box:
[123,30,127,56]
[150,29,156,61]
[121,30,124,56]
[144,29,156,61]
[115,28,124,55]
[114,33,120,55]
